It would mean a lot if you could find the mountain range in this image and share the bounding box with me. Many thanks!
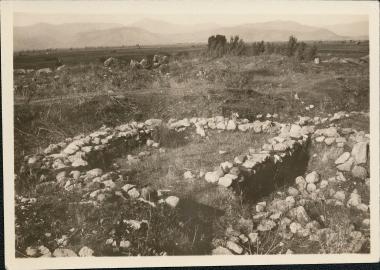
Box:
[13,19,368,51]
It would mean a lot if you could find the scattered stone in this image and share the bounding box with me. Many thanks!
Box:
[256,201,266,213]
[305,171,319,184]
[289,124,302,139]
[306,183,317,193]
[26,246,38,257]
[205,171,220,184]
[218,174,237,187]
[220,161,233,173]
[356,203,369,212]
[295,206,310,224]
[336,157,354,172]
[335,152,351,165]
[351,165,367,179]
[141,186,158,202]
[315,136,325,143]
[289,222,302,234]
[120,240,131,249]
[184,171,195,179]
[295,176,307,190]
[248,232,259,244]
[288,187,299,196]
[334,191,346,202]
[226,241,243,254]
[257,219,276,232]
[78,246,94,257]
[212,246,233,255]
[351,142,368,164]
[324,137,335,146]
[165,196,180,208]
[53,248,78,257]
[319,180,329,189]
[86,168,103,179]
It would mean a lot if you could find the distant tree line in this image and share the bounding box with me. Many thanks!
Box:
[207,34,318,61]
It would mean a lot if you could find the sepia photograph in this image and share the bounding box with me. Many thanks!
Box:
[1,0,379,269]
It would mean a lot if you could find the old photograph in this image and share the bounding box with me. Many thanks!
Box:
[2,0,379,269]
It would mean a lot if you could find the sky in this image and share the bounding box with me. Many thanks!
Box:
[14,12,368,28]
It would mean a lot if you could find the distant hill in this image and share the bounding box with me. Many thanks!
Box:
[323,21,368,39]
[14,20,365,51]
[130,18,220,34]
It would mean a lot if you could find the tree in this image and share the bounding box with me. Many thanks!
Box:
[287,35,298,57]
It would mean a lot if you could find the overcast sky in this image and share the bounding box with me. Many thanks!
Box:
[14,12,368,27]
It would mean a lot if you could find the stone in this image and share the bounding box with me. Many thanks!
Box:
[362,219,370,228]
[334,191,346,202]
[257,219,276,232]
[226,241,243,254]
[295,176,307,190]
[26,246,38,257]
[256,202,266,212]
[315,136,325,143]
[295,206,310,224]
[351,142,368,164]
[127,188,140,199]
[351,166,367,179]
[53,248,78,257]
[141,186,158,202]
[356,203,369,212]
[289,124,302,139]
[146,139,154,147]
[104,57,117,67]
[86,168,103,179]
[120,240,131,249]
[226,120,237,130]
[289,222,302,234]
[229,167,240,176]
[238,123,251,132]
[273,143,287,152]
[70,170,81,180]
[288,187,300,196]
[336,171,347,182]
[56,171,67,183]
[347,192,361,208]
[183,171,195,179]
[212,246,233,255]
[218,174,237,187]
[234,155,247,165]
[307,183,317,193]
[165,196,180,208]
[78,246,94,257]
[220,161,233,173]
[239,234,249,244]
[335,152,351,165]
[305,171,319,184]
[38,246,51,257]
[195,125,206,137]
[324,137,335,145]
[319,180,329,189]
[205,171,220,184]
[216,122,226,130]
[248,232,259,244]
[102,180,116,189]
[336,157,354,172]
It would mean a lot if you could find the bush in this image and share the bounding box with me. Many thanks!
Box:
[207,35,246,57]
